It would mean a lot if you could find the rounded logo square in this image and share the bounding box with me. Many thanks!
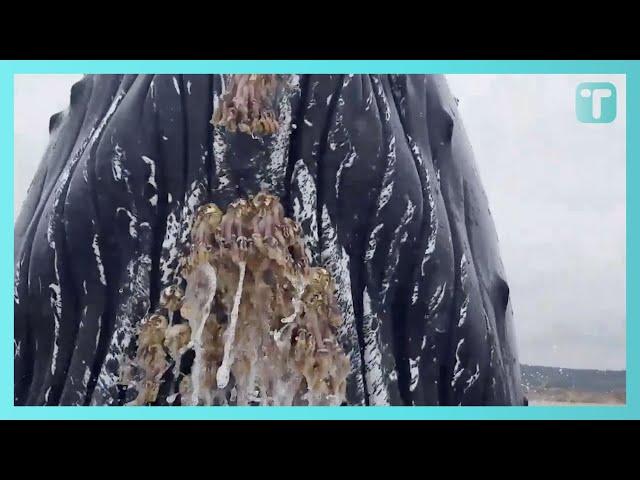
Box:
[576,82,617,123]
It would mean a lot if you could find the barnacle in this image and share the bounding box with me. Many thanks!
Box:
[125,312,170,405]
[163,323,191,377]
[160,285,184,312]
[123,193,349,406]
[212,74,280,136]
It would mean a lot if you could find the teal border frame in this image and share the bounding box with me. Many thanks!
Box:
[1,60,636,420]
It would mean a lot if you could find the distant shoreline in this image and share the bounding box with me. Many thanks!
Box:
[521,364,626,406]
[525,388,625,406]
[529,400,623,406]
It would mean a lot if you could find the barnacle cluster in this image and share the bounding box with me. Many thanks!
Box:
[123,193,350,406]
[211,74,280,135]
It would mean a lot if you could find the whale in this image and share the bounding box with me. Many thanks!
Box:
[14,74,525,406]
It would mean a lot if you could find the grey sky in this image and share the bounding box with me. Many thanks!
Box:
[13,74,626,370]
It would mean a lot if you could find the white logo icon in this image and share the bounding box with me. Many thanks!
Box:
[580,87,613,120]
